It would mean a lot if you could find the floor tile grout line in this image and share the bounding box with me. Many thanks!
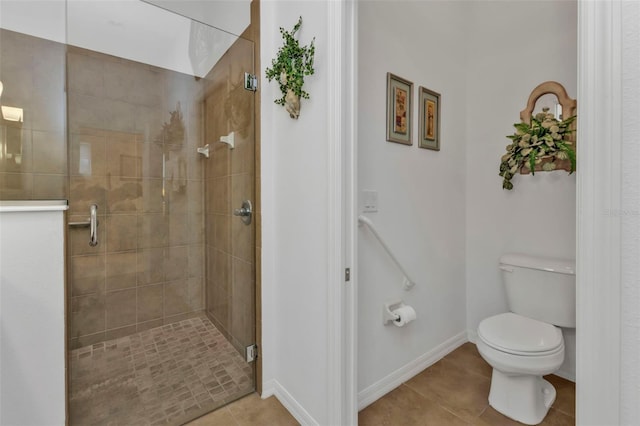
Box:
[398,382,477,420]
[70,316,253,425]
[399,360,493,423]
[434,396,484,425]
[441,355,493,381]
[225,405,243,426]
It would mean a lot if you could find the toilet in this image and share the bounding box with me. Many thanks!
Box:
[476,253,575,425]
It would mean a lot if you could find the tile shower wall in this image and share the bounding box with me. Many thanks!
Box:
[0,29,67,200]
[204,37,255,354]
[67,46,206,349]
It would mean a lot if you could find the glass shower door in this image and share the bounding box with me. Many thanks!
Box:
[204,37,256,372]
[63,1,256,424]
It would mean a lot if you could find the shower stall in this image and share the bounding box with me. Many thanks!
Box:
[0,1,257,424]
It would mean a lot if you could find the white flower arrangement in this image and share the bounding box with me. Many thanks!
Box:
[499,108,576,190]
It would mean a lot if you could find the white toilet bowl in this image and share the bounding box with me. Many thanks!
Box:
[477,312,565,425]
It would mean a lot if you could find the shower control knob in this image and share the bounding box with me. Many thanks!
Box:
[233,200,252,225]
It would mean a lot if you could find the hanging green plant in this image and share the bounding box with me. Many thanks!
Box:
[265,16,316,119]
[499,108,576,190]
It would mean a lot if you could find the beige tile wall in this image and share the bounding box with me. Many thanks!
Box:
[67,47,206,349]
[0,29,67,200]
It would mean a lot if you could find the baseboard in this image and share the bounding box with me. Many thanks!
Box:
[261,379,319,426]
[357,331,468,411]
[467,329,478,344]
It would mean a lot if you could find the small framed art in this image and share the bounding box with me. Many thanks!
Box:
[418,86,441,150]
[386,73,413,145]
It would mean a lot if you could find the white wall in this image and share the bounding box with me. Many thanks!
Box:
[357,1,468,399]
[0,202,68,425]
[356,0,578,400]
[260,1,333,424]
[620,1,640,421]
[465,0,577,379]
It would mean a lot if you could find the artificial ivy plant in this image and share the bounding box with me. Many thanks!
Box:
[499,108,576,190]
[265,17,315,119]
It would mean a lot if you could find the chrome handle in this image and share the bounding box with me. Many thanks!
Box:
[89,204,98,246]
[68,221,91,227]
[68,204,99,247]
[233,200,252,225]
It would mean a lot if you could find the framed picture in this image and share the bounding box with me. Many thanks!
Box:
[386,73,413,145]
[418,86,441,150]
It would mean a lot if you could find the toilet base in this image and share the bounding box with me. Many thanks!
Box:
[488,369,556,425]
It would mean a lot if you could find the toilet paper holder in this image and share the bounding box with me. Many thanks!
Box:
[383,300,406,325]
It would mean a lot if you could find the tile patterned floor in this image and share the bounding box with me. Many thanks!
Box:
[69,315,254,425]
[71,336,574,426]
[191,342,575,426]
[359,342,576,426]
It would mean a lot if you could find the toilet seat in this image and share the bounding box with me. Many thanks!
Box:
[478,313,563,356]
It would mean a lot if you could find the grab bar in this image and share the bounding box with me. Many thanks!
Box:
[68,204,99,247]
[358,215,416,290]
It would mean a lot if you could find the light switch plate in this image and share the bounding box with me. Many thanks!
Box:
[363,190,378,213]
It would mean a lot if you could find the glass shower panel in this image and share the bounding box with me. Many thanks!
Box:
[0,2,68,201]
[204,35,256,360]
[64,2,255,424]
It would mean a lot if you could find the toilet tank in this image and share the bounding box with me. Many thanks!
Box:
[500,253,576,328]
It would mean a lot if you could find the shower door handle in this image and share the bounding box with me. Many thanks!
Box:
[68,204,99,246]
[88,204,98,246]
[233,200,252,225]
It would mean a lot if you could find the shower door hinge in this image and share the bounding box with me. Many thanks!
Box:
[244,73,258,91]
[245,344,258,363]
[345,268,351,282]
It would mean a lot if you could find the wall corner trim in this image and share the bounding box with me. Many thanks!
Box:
[262,380,320,426]
[326,0,358,425]
[576,0,623,424]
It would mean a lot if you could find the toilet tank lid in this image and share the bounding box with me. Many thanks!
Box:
[500,253,575,275]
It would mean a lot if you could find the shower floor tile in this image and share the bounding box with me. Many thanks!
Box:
[69,315,253,426]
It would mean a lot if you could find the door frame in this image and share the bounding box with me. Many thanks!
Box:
[327,0,358,424]
[575,0,625,423]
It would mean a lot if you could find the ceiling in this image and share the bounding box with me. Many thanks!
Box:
[0,0,250,77]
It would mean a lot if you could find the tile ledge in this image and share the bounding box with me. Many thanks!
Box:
[0,199,68,212]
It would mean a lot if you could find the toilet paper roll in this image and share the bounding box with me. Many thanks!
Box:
[393,305,416,327]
